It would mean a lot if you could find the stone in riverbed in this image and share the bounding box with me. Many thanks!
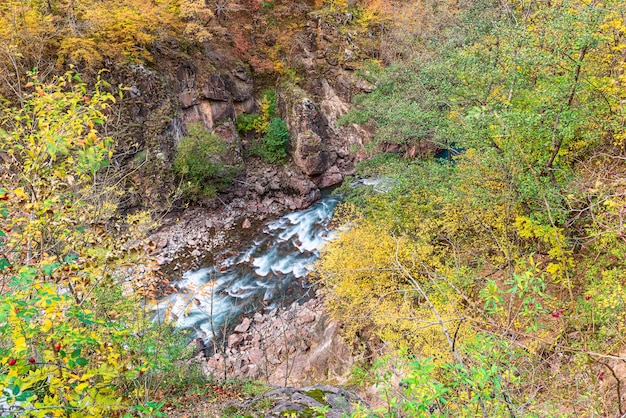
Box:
[248,348,264,364]
[242,218,252,229]
[228,333,244,348]
[234,317,251,333]
[253,312,265,323]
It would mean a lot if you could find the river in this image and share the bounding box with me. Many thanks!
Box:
[155,195,340,339]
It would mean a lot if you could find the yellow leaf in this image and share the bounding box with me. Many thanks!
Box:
[14,335,27,352]
[41,319,53,333]
[75,382,89,393]
[13,187,28,200]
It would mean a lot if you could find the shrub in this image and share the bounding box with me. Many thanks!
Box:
[253,117,290,163]
[235,113,260,134]
[252,89,277,135]
[235,89,290,164]
[173,123,240,199]
[0,72,207,417]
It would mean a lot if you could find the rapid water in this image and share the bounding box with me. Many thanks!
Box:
[156,196,340,339]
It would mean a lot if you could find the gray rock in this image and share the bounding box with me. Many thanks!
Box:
[201,73,229,101]
[225,72,253,102]
[294,131,327,176]
[241,386,366,418]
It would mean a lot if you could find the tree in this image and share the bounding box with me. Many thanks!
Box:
[173,122,242,199]
[0,72,191,417]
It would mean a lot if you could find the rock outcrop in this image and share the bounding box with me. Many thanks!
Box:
[293,130,328,176]
[178,65,253,131]
[114,4,390,217]
[201,293,354,387]
[238,385,366,418]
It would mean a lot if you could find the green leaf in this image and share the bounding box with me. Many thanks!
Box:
[64,254,78,263]
[0,258,10,271]
[42,263,60,276]
[76,357,88,366]
[15,390,34,402]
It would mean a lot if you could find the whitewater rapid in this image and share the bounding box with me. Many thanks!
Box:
[156,196,340,339]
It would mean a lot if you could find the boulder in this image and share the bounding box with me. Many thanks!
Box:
[296,308,316,324]
[287,174,320,207]
[253,312,265,323]
[228,333,244,348]
[294,131,327,176]
[240,386,366,418]
[315,165,343,189]
[248,348,264,364]
[234,317,251,333]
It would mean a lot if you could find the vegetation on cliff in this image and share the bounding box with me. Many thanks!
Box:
[0,73,205,416]
[236,89,291,163]
[174,122,242,199]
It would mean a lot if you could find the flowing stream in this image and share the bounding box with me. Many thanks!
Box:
[156,196,340,339]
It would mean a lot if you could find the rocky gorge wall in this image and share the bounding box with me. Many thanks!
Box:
[110,6,384,219]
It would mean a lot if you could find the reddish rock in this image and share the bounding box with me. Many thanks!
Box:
[315,165,343,189]
[248,348,264,364]
[297,308,316,324]
[228,334,244,348]
[234,317,251,333]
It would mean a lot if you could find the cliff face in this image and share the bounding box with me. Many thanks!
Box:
[109,5,380,213]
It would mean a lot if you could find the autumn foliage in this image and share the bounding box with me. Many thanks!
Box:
[0,74,196,417]
[318,0,626,414]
